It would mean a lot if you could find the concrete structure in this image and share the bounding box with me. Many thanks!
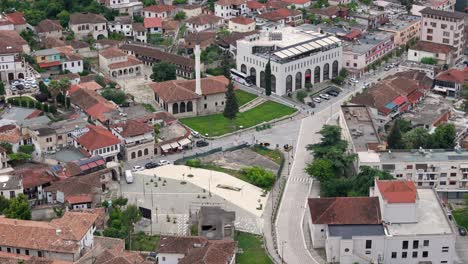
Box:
[132,23,147,43]
[378,15,421,47]
[343,32,395,77]
[0,174,22,199]
[307,180,456,264]
[408,41,456,66]
[185,14,223,32]
[0,211,98,262]
[74,125,121,162]
[419,8,466,64]
[35,19,63,39]
[180,5,203,18]
[112,119,155,161]
[98,47,143,80]
[34,48,84,74]
[228,17,256,32]
[433,68,468,97]
[108,16,134,37]
[214,0,248,19]
[197,206,235,240]
[105,0,143,16]
[69,13,108,40]
[236,26,342,95]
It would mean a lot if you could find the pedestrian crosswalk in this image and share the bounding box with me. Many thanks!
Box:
[288,177,313,183]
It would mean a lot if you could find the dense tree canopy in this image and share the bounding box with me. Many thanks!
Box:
[151,61,177,82]
[3,194,31,220]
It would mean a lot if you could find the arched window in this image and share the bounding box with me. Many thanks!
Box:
[305,69,311,84]
[241,64,247,74]
[131,152,136,159]
[314,66,321,84]
[295,72,302,90]
[332,61,339,78]
[250,67,257,85]
[260,71,266,88]
[137,150,142,157]
[180,102,186,113]
[187,101,193,112]
[271,75,276,93]
[144,148,149,155]
[172,103,179,114]
[286,75,292,93]
[323,63,330,80]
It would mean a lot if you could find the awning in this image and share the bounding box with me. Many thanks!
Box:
[460,164,468,169]
[170,142,180,149]
[384,102,397,110]
[392,95,407,106]
[161,144,171,151]
[433,86,447,93]
[178,138,191,146]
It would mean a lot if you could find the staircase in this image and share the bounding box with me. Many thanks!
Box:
[239,97,266,112]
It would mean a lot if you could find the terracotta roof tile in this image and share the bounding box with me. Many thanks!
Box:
[186,14,222,26]
[247,0,266,9]
[281,0,310,4]
[66,194,93,204]
[100,47,127,59]
[108,55,143,69]
[216,0,246,5]
[143,4,177,13]
[376,180,417,204]
[36,19,62,33]
[230,16,255,25]
[69,13,107,24]
[144,17,163,28]
[76,125,120,150]
[5,12,26,25]
[412,40,455,54]
[121,44,195,68]
[435,68,468,84]
[116,119,154,138]
[308,197,381,225]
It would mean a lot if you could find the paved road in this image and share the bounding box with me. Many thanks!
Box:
[275,65,401,264]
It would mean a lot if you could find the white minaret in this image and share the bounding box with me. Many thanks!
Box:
[194,43,202,95]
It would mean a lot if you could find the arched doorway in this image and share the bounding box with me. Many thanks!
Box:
[271,75,276,93]
[250,67,256,85]
[241,64,247,74]
[180,102,186,113]
[172,103,179,114]
[295,72,302,90]
[260,71,266,88]
[131,152,136,159]
[323,63,330,80]
[305,69,311,84]
[332,61,339,78]
[286,75,292,93]
[187,101,193,112]
[138,150,142,157]
[314,66,320,84]
[8,73,14,81]
[18,73,24,79]
[144,149,149,155]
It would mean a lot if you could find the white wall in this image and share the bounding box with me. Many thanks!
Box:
[157,253,185,264]
[62,60,83,74]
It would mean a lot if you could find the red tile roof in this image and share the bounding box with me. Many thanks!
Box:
[392,95,407,106]
[230,16,255,25]
[412,40,455,54]
[258,8,301,21]
[216,0,246,5]
[38,61,62,68]
[116,119,154,138]
[144,17,163,28]
[100,47,127,59]
[308,197,381,225]
[36,19,62,33]
[407,90,424,104]
[281,0,310,4]
[247,0,265,9]
[143,4,177,13]
[186,14,222,26]
[108,55,142,69]
[5,12,26,25]
[435,68,468,84]
[76,125,120,151]
[376,180,417,204]
[344,29,361,40]
[66,194,93,204]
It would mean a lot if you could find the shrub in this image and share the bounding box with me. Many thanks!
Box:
[240,166,275,190]
[296,90,307,103]
[420,57,437,65]
[18,145,34,154]
[186,159,202,168]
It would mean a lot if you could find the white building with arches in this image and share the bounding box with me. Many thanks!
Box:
[236,27,343,96]
[98,47,143,80]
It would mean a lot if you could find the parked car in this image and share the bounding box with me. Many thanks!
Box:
[145,162,159,169]
[312,97,321,103]
[191,131,201,138]
[319,94,330,100]
[384,66,391,71]
[389,63,396,68]
[131,165,144,172]
[125,170,134,184]
[196,140,209,147]
[158,160,171,166]
[326,90,338,97]
[307,102,316,108]
[460,227,467,236]
[349,78,359,83]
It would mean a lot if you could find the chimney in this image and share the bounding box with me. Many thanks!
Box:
[194,42,202,95]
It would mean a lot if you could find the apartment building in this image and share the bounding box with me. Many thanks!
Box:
[378,15,421,47]
[307,180,456,264]
[69,13,108,40]
[236,26,342,95]
[359,149,468,199]
[112,119,155,161]
[108,16,134,37]
[74,125,121,162]
[419,8,466,64]
[214,0,248,19]
[343,32,395,77]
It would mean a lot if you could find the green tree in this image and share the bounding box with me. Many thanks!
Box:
[151,61,176,82]
[305,159,334,182]
[8,152,32,162]
[430,123,456,149]
[313,0,329,7]
[321,177,352,197]
[174,11,186,21]
[4,194,31,220]
[0,142,12,154]
[420,57,437,65]
[101,89,126,105]
[108,32,126,40]
[240,166,276,189]
[42,103,49,112]
[403,127,430,149]
[0,82,5,96]
[20,30,38,50]
[57,10,70,27]
[220,52,232,79]
[18,145,34,154]
[207,0,215,11]
[223,80,238,120]
[94,75,106,87]
[143,0,156,6]
[348,166,393,196]
[112,196,128,208]
[265,59,272,96]
[53,207,65,217]
[296,90,307,102]
[47,78,70,107]
[66,97,71,109]
[0,195,10,214]
[387,121,404,149]
[23,9,46,26]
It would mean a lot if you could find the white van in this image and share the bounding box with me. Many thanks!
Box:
[125,170,134,184]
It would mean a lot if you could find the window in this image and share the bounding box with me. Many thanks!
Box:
[413,240,419,249]
[427,28,433,33]
[25,249,29,255]
[406,165,413,169]
[413,252,418,258]
[441,23,447,29]
[162,257,166,261]
[402,252,407,258]
[426,36,433,41]
[450,173,457,177]
[204,104,207,109]
[442,246,449,252]
[9,191,15,199]
[443,31,450,37]
[423,251,428,258]
[344,248,349,252]
[442,38,450,44]
[440,181,446,185]
[423,240,429,247]
[391,252,397,258]
[7,248,11,253]
[365,240,372,249]
[402,241,409,249]
[38,251,43,257]
[16,249,20,254]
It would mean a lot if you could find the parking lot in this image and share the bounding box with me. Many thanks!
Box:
[8,77,39,96]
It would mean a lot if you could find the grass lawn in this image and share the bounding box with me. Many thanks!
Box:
[235,89,257,107]
[453,209,468,229]
[130,232,160,251]
[180,101,296,136]
[251,146,284,165]
[235,232,273,264]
